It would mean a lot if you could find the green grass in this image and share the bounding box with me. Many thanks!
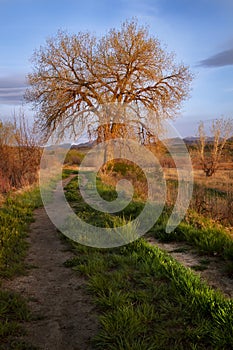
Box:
[150,209,233,261]
[0,188,42,278]
[65,239,233,349]
[0,186,43,348]
[64,172,233,349]
[64,174,126,228]
[65,173,233,260]
[0,169,81,348]
[62,168,79,178]
[0,291,31,349]
[65,172,146,230]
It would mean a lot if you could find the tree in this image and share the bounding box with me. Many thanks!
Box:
[26,19,192,143]
[196,117,233,177]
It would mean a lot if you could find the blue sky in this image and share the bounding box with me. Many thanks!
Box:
[0,0,233,136]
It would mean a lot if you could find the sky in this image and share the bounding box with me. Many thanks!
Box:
[0,0,233,137]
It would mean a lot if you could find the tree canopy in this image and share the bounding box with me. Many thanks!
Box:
[26,19,193,141]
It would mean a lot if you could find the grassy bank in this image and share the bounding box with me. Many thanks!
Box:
[66,240,233,349]
[0,188,42,278]
[64,173,233,349]
[0,186,42,349]
[149,209,233,260]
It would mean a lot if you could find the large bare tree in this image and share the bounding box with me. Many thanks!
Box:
[196,117,233,176]
[26,20,192,143]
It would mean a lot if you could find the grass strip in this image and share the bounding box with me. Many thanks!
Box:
[0,186,42,348]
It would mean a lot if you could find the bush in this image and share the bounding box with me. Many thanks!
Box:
[64,149,84,165]
[0,114,41,193]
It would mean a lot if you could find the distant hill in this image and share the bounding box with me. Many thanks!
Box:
[45,143,71,150]
[75,138,196,148]
[71,140,97,151]
[45,136,232,151]
[183,136,199,144]
[71,141,95,149]
[183,136,226,145]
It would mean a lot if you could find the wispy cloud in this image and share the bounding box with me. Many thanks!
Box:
[199,48,233,68]
[0,74,27,105]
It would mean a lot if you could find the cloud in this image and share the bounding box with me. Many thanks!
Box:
[199,48,233,68]
[0,74,27,105]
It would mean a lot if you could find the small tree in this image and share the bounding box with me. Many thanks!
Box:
[196,117,233,177]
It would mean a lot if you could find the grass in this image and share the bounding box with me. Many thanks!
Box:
[64,173,125,228]
[64,172,233,349]
[65,172,233,261]
[1,166,232,348]
[0,169,79,348]
[65,239,233,349]
[0,188,42,278]
[150,209,233,259]
[165,169,233,225]
[149,205,233,278]
[0,186,43,348]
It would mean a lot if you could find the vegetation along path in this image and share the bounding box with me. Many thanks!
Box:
[3,177,99,350]
[147,237,233,299]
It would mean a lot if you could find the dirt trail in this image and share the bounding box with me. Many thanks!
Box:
[147,237,233,299]
[3,177,99,350]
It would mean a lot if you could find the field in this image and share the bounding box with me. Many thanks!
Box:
[0,143,233,349]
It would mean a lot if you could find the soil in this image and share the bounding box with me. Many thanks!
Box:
[3,177,99,350]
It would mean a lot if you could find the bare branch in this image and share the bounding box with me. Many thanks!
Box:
[196,117,233,176]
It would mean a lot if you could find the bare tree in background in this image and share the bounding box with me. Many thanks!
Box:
[0,111,41,192]
[26,19,193,144]
[197,117,233,177]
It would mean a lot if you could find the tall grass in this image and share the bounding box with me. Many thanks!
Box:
[165,169,233,225]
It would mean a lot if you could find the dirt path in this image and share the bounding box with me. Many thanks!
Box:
[147,237,233,299]
[3,177,99,350]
